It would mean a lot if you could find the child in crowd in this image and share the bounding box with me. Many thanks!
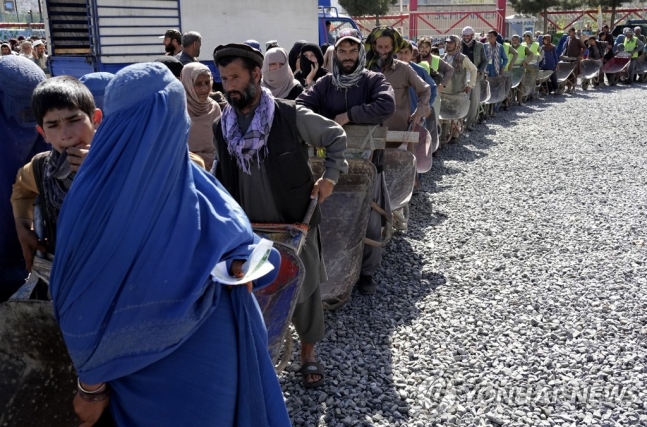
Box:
[11,76,102,276]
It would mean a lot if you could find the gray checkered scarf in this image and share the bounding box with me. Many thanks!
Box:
[221,87,275,174]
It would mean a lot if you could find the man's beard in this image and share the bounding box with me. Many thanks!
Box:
[335,57,359,74]
[420,51,430,59]
[225,81,257,110]
[377,51,393,68]
[164,43,174,54]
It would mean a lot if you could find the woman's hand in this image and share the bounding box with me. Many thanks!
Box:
[306,61,319,86]
[228,260,253,293]
[74,391,110,427]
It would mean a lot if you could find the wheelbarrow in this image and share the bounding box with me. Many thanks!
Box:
[479,78,491,104]
[481,75,507,118]
[636,54,647,82]
[580,59,603,90]
[536,69,554,94]
[554,58,578,93]
[310,158,377,309]
[439,92,470,144]
[252,199,317,371]
[521,64,539,101]
[506,66,526,106]
[601,52,631,86]
[384,149,417,231]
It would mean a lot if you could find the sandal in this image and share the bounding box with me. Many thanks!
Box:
[300,361,325,388]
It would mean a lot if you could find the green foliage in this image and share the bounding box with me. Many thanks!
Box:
[338,0,397,17]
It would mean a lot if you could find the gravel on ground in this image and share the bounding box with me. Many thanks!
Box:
[279,84,647,427]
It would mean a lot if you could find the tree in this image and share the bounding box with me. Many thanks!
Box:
[339,0,397,24]
[509,0,586,33]
[587,0,623,30]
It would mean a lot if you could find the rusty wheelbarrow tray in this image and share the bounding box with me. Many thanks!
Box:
[601,53,631,86]
[310,159,377,309]
[253,199,317,371]
[601,54,630,75]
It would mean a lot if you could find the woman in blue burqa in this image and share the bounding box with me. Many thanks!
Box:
[49,62,292,427]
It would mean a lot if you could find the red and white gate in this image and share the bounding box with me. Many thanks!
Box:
[540,8,647,32]
[353,0,506,41]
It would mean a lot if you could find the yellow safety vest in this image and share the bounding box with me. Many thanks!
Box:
[625,37,639,58]
[514,44,527,64]
[503,43,512,69]
[525,41,540,56]
[419,61,431,75]
[431,55,440,71]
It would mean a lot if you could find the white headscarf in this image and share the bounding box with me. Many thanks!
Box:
[261,47,299,99]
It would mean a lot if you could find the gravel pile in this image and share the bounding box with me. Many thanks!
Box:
[279,85,647,426]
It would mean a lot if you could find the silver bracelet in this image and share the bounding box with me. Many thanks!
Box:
[77,378,107,395]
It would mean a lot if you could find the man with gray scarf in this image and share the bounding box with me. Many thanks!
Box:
[297,28,396,295]
[212,43,348,388]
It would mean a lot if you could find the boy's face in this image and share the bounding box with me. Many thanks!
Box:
[396,47,413,63]
[36,107,102,153]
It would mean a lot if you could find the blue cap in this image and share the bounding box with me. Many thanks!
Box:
[244,39,261,50]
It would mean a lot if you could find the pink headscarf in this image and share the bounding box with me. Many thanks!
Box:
[180,63,220,170]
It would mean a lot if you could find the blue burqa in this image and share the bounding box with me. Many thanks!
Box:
[49,63,291,427]
[0,55,48,298]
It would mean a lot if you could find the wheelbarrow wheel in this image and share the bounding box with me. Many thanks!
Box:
[440,122,451,144]
[507,88,515,104]
[608,74,617,86]
[274,333,292,374]
[556,83,565,94]
[582,79,589,90]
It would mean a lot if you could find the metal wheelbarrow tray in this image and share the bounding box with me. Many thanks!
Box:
[555,61,577,83]
[479,79,491,104]
[521,65,539,97]
[439,92,470,121]
[310,158,376,308]
[485,75,508,105]
[384,149,417,212]
[581,59,603,79]
[509,66,525,89]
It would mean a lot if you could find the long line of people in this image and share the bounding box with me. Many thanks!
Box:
[1,21,646,426]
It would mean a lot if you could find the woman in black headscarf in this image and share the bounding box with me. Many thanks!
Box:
[288,40,307,73]
[293,42,328,89]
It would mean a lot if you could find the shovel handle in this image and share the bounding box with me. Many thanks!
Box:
[302,198,318,226]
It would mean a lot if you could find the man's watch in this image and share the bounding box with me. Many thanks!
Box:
[324,177,337,186]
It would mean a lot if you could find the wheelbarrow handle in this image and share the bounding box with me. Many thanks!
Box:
[302,198,318,227]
